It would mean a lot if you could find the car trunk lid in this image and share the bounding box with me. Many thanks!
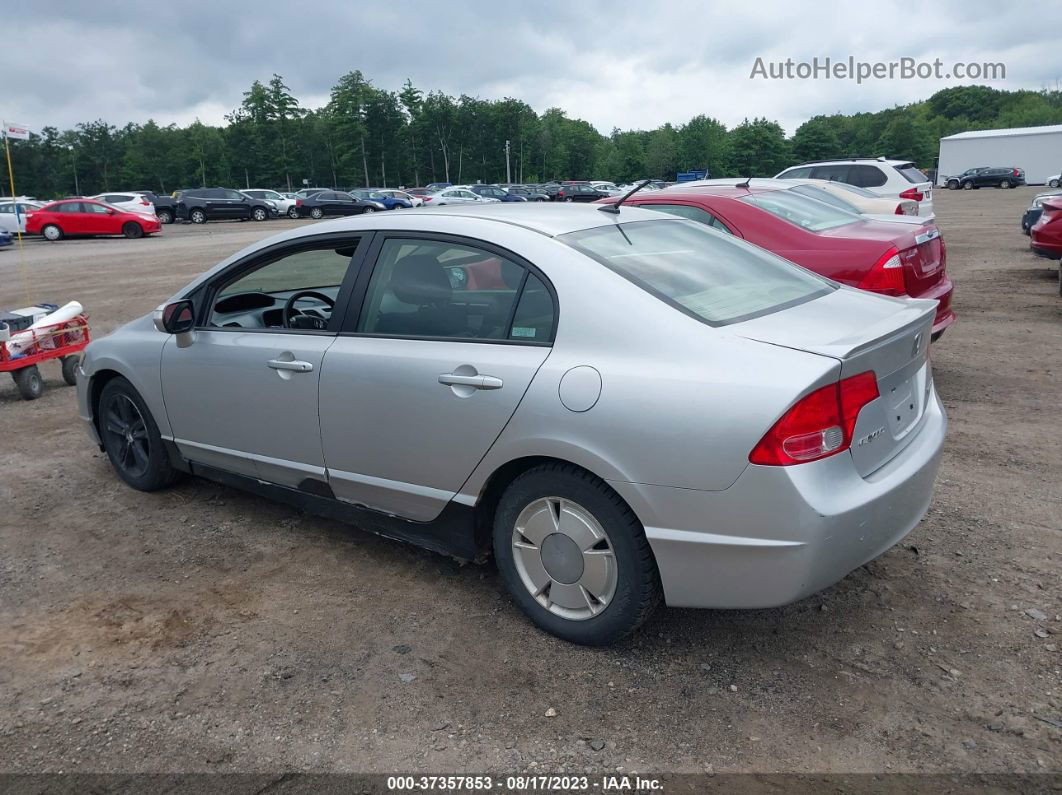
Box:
[734,288,937,477]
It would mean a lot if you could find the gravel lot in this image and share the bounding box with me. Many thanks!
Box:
[0,191,1059,777]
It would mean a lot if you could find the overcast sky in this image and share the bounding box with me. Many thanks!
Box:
[8,0,1061,136]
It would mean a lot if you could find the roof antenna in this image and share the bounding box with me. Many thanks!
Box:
[598,179,652,214]
[736,175,752,189]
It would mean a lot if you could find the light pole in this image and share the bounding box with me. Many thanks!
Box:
[67,145,79,195]
[504,139,511,184]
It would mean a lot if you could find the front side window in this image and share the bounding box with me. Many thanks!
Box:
[560,219,831,326]
[208,242,359,330]
[357,238,554,342]
[741,190,860,232]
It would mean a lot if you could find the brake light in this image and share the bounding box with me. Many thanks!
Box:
[295,199,303,206]
[898,187,924,202]
[1012,169,1020,177]
[140,199,151,206]
[749,372,880,466]
[895,205,905,215]
[857,247,906,295]
[422,196,433,202]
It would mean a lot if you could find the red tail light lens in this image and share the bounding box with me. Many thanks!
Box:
[295,199,303,206]
[895,204,905,214]
[899,187,924,202]
[749,372,880,466]
[857,247,906,295]
[422,196,432,202]
[1012,169,1020,177]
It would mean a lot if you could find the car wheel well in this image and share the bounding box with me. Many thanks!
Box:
[472,456,631,550]
[89,369,125,441]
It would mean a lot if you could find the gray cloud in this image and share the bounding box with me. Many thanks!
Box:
[7,0,1061,135]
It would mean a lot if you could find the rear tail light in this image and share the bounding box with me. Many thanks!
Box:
[295,199,303,206]
[895,205,905,215]
[857,247,906,295]
[140,199,151,206]
[749,372,880,466]
[1012,169,1020,177]
[422,196,433,202]
[899,187,924,202]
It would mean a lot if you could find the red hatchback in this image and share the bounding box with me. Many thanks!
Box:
[26,199,162,241]
[602,186,956,339]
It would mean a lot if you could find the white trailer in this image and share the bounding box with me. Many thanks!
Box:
[937,124,1062,186]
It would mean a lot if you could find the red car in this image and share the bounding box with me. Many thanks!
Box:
[602,185,955,339]
[25,199,161,241]
[1030,197,1062,260]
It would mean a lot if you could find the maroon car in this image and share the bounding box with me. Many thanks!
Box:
[601,186,956,339]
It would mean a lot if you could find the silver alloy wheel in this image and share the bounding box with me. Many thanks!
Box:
[43,224,61,240]
[511,496,618,621]
[288,207,299,218]
[310,207,324,219]
[191,209,207,223]
[253,207,267,221]
[363,206,376,213]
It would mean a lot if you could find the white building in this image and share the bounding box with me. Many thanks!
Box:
[937,124,1062,186]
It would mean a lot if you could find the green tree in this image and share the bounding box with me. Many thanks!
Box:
[728,118,790,177]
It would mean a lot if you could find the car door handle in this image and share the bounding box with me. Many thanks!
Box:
[438,373,503,390]
[268,359,314,373]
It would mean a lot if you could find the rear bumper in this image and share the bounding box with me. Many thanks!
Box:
[913,276,955,336]
[1031,244,1062,260]
[610,390,946,609]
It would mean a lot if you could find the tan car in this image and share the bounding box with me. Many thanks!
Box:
[809,180,919,216]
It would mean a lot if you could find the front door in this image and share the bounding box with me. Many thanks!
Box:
[318,234,556,520]
[161,237,364,487]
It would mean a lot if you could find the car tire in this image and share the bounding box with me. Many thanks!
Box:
[12,365,43,400]
[60,355,79,386]
[564,196,574,202]
[287,207,299,219]
[962,181,974,190]
[190,208,207,224]
[309,207,324,219]
[1000,179,1011,189]
[1050,179,1060,188]
[122,222,144,239]
[947,180,959,190]
[42,224,63,241]
[156,209,174,224]
[98,377,183,492]
[252,207,268,221]
[492,463,662,645]
[362,207,376,214]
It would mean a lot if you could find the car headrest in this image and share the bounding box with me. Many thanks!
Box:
[391,255,452,305]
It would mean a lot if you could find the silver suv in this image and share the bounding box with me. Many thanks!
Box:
[77,205,945,645]
[776,158,934,217]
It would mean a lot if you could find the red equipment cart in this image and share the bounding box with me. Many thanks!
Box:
[0,314,91,400]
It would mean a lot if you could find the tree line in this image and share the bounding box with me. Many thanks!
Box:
[6,75,1062,199]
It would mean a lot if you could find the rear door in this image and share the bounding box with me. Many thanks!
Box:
[318,233,556,520]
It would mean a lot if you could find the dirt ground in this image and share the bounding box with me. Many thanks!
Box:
[0,191,1059,777]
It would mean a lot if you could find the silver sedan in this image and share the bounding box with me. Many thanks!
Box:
[76,204,945,645]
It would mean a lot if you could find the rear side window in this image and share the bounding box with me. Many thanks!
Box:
[894,164,929,184]
[642,203,733,234]
[560,219,832,326]
[778,166,814,179]
[847,165,888,188]
[357,238,554,342]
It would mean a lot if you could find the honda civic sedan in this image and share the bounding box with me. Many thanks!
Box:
[76,204,946,645]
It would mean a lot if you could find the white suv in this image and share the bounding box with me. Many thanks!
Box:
[775,158,934,217]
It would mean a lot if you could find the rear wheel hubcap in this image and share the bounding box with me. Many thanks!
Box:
[511,497,617,621]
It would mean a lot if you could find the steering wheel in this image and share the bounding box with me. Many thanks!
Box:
[282,290,336,329]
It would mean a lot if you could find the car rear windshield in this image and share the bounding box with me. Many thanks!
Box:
[895,163,929,184]
[559,219,832,326]
[741,190,861,231]
[788,184,861,214]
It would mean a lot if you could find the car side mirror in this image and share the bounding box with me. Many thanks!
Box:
[153,299,195,335]
[106,208,116,215]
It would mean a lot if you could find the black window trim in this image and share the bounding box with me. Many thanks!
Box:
[337,230,559,347]
[189,231,375,336]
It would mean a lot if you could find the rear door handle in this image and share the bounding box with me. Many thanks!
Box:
[268,359,314,373]
[438,373,503,390]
